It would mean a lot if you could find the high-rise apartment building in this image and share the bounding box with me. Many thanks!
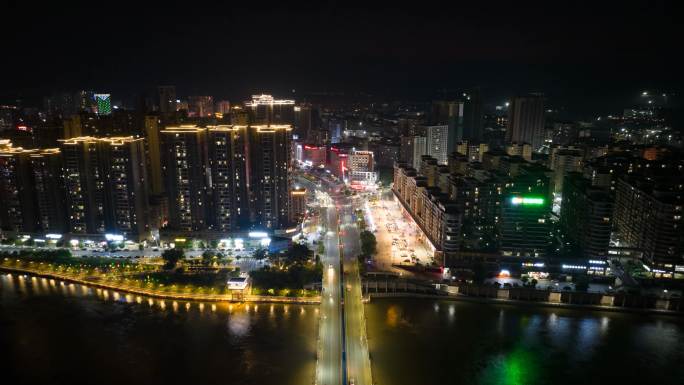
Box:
[94,94,112,115]
[245,94,295,126]
[400,135,427,170]
[506,94,545,150]
[550,148,583,194]
[425,125,450,165]
[248,125,292,230]
[157,86,177,114]
[1,145,65,233]
[160,126,209,231]
[188,96,214,117]
[144,116,164,195]
[60,137,149,239]
[207,126,249,232]
[560,173,613,259]
[215,100,231,115]
[294,104,312,140]
[614,176,683,268]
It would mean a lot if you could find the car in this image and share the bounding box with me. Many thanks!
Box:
[328,263,334,270]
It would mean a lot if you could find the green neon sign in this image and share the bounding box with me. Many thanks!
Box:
[510,196,545,205]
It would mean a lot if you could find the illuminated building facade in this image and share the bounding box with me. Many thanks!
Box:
[245,94,295,126]
[289,187,307,224]
[392,161,462,265]
[614,175,683,268]
[161,124,295,233]
[299,144,326,168]
[160,127,209,231]
[207,126,249,232]
[500,172,552,257]
[248,125,292,229]
[0,143,68,234]
[94,93,112,115]
[560,173,613,259]
[425,125,450,165]
[60,137,149,240]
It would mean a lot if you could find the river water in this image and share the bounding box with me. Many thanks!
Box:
[366,299,684,385]
[2,273,684,385]
[0,273,317,385]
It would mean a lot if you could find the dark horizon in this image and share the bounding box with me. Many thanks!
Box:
[2,0,682,117]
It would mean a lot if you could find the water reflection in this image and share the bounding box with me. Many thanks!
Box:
[0,272,318,385]
[367,299,684,385]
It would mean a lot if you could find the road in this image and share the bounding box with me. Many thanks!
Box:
[316,204,343,385]
[339,197,374,385]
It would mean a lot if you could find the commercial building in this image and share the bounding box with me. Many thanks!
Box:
[348,150,377,188]
[500,170,552,257]
[298,144,326,168]
[506,94,545,150]
[393,162,462,265]
[560,173,613,259]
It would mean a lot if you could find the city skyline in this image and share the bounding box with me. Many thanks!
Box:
[2,3,684,385]
[1,1,682,117]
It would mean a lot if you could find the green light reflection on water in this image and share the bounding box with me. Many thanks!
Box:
[478,347,539,385]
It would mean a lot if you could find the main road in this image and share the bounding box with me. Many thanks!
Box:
[315,186,373,385]
[316,203,343,385]
[340,196,373,385]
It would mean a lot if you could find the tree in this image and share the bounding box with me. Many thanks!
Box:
[359,230,377,256]
[254,248,268,260]
[286,243,310,264]
[574,275,590,292]
[161,248,185,270]
[471,261,486,284]
[201,250,214,266]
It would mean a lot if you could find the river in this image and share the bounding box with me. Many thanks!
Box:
[0,273,317,385]
[366,299,684,385]
[3,273,684,385]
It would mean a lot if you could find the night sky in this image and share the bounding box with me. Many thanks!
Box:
[2,0,681,116]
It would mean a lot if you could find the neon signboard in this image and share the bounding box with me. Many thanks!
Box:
[510,196,545,206]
